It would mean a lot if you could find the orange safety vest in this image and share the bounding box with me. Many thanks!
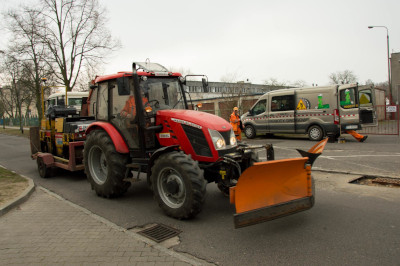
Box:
[121,96,149,117]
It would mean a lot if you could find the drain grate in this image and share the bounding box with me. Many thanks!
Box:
[137,224,181,243]
[350,175,400,187]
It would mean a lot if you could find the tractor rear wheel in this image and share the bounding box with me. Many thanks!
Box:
[37,157,51,178]
[84,130,130,198]
[151,151,207,219]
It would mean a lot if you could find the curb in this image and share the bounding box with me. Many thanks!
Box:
[0,175,35,217]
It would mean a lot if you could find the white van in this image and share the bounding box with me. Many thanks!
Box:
[47,91,89,113]
[241,84,376,141]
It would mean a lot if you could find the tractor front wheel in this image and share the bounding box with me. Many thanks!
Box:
[151,151,207,219]
[84,130,130,198]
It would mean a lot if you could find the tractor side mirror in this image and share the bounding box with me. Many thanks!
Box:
[117,77,130,95]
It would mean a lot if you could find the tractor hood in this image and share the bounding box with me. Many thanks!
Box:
[158,109,231,131]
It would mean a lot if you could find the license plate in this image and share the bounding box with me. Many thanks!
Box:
[346,125,358,130]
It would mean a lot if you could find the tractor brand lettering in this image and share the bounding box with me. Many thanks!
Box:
[159,133,171,139]
[171,118,202,129]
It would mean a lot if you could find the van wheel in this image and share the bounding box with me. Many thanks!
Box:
[308,125,324,141]
[244,125,256,139]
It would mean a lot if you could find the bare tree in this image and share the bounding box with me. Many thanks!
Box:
[329,70,358,85]
[0,55,32,133]
[263,77,288,87]
[40,0,120,92]
[5,6,53,120]
[291,80,308,88]
[365,79,374,85]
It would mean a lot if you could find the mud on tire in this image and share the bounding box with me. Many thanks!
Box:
[151,151,207,219]
[84,130,130,198]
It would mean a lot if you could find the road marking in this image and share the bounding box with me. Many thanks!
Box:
[321,154,400,159]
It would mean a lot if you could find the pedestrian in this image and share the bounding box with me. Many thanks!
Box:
[230,107,242,141]
[346,130,368,142]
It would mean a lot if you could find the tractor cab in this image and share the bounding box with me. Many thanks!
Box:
[89,63,184,152]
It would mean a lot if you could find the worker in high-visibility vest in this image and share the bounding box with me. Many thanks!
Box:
[230,107,242,141]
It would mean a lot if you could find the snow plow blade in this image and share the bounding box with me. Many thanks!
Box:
[230,157,313,228]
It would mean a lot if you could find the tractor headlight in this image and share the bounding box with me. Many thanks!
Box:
[229,129,237,146]
[209,129,226,150]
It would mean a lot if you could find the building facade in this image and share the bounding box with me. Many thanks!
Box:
[391,52,400,105]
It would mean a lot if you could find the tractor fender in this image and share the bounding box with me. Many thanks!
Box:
[36,152,55,167]
[146,145,180,180]
[86,122,129,154]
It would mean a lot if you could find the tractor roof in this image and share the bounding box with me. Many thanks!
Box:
[94,71,182,83]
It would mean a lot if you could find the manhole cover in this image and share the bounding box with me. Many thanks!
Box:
[350,175,400,188]
[137,224,181,243]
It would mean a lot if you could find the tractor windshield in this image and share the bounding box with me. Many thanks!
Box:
[141,77,186,110]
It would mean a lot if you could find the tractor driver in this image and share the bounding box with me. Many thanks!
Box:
[120,93,149,119]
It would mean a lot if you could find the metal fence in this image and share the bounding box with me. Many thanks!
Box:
[0,116,39,127]
[359,105,399,135]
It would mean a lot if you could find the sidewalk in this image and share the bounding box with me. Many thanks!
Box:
[0,185,212,265]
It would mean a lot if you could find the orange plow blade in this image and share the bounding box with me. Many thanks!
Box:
[230,157,313,228]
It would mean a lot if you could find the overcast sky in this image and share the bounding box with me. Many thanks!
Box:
[1,0,399,86]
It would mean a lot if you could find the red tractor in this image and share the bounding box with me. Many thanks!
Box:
[82,62,323,228]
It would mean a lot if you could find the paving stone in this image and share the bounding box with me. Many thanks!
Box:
[0,188,212,265]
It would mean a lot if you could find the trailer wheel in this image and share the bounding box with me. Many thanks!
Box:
[308,125,324,141]
[84,130,130,198]
[244,125,256,139]
[37,157,51,178]
[151,151,207,219]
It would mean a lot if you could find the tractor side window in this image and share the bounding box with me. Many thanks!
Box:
[271,95,294,112]
[111,79,139,149]
[252,99,267,115]
[97,82,108,120]
[340,88,358,109]
[89,87,98,116]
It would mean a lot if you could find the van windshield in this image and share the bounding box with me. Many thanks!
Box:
[252,100,267,115]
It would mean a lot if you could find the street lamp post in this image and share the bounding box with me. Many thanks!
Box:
[368,25,392,104]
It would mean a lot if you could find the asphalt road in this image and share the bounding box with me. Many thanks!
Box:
[0,133,399,265]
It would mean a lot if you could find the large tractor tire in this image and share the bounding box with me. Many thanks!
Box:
[84,130,130,198]
[151,151,207,219]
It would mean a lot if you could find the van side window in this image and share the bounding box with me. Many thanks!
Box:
[340,88,357,109]
[271,95,294,111]
[359,89,373,107]
[252,99,267,115]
